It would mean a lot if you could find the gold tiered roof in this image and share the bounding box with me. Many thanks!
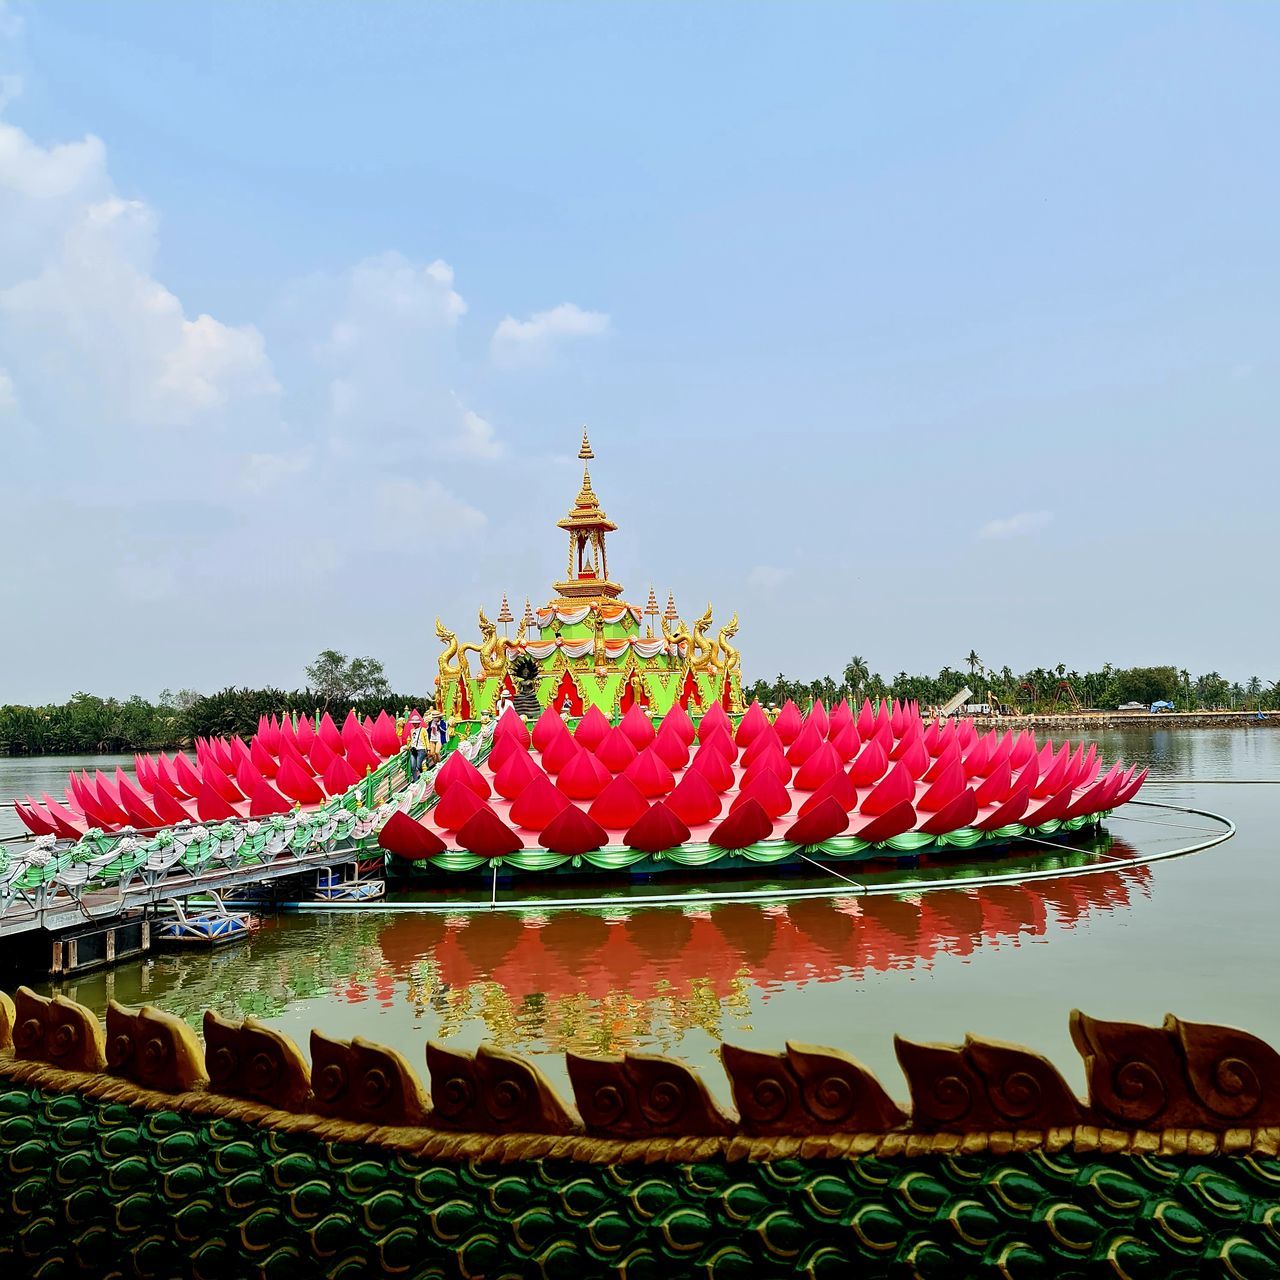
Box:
[552,428,627,604]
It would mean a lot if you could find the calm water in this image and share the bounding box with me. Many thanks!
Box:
[5,727,1278,1102]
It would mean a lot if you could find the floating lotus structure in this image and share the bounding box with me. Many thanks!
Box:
[379,697,1147,877]
[13,708,408,839]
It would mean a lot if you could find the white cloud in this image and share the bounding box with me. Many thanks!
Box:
[0,130,279,429]
[748,564,791,590]
[374,478,486,546]
[240,450,310,492]
[977,510,1052,540]
[491,302,609,367]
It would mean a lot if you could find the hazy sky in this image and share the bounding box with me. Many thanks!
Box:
[1,2,1276,702]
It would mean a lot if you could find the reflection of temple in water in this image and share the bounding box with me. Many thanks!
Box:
[376,860,1153,1054]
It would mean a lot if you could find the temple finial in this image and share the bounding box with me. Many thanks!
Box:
[579,427,594,461]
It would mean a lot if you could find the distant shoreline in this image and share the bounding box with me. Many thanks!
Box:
[969,711,1274,732]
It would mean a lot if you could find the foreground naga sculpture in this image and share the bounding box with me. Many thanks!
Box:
[5,986,1280,1276]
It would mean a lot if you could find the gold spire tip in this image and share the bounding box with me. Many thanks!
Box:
[578,427,594,460]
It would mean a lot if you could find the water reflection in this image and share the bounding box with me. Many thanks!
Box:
[52,857,1150,1057]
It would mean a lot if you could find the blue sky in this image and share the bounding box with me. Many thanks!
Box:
[0,2,1276,701]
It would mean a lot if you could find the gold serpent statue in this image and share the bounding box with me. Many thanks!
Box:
[435,617,479,681]
[664,604,716,671]
[713,611,740,675]
[476,608,527,678]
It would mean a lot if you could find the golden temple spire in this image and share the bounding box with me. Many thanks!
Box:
[555,429,621,603]
[579,427,594,460]
[664,591,679,620]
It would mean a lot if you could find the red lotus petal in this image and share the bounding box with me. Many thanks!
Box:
[619,702,657,749]
[455,806,523,857]
[784,719,825,766]
[249,737,279,780]
[689,746,735,793]
[494,708,532,749]
[573,705,612,751]
[860,760,915,816]
[698,725,737,764]
[806,700,830,738]
[310,736,336,774]
[541,731,579,775]
[596,727,638,773]
[652,722,691,770]
[738,752,791,789]
[698,703,732,740]
[917,760,965,813]
[556,748,610,800]
[709,797,773,849]
[849,739,888,787]
[378,811,446,860]
[509,773,571,830]
[323,755,360,795]
[249,777,293,819]
[532,704,568,754]
[539,805,608,855]
[623,748,676,798]
[784,796,849,846]
[797,770,858,816]
[318,712,345,756]
[624,801,691,854]
[730,770,791,819]
[853,800,917,844]
[772,700,803,746]
[589,774,650,829]
[733,701,770,748]
[436,752,491,800]
[196,782,239,822]
[494,750,541,801]
[793,742,842,791]
[973,761,1013,808]
[434,782,485,832]
[974,782,1032,831]
[829,721,860,763]
[662,701,696,745]
[918,789,979,836]
[371,710,402,757]
[666,769,723,825]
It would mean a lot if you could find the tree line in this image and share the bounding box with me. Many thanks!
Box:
[0,651,421,758]
[745,657,1280,716]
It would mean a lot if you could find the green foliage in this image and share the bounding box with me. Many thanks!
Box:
[304,649,392,706]
[746,655,1278,714]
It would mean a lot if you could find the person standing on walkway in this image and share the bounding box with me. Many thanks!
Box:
[428,711,449,766]
[407,711,429,781]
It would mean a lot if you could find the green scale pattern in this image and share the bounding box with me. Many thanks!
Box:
[6,1084,1280,1278]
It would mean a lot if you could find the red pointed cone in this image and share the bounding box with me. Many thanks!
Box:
[784,719,824,766]
[973,761,1013,808]
[784,796,849,846]
[619,702,657,750]
[151,787,192,825]
[698,703,732,740]
[624,747,677,798]
[853,800,917,844]
[709,797,773,849]
[806,700,830,738]
[797,770,858,817]
[860,760,915,816]
[731,769,791,819]
[310,736,336,774]
[487,734,521,774]
[539,805,608,855]
[596,726,638,773]
[494,708,531,749]
[738,752,791,789]
[436,752,491,800]
[741,724,782,766]
[556,748,610,800]
[975,782,1032,831]
[434,782,484,832]
[589,774,650,829]
[378,811,447,860]
[773,701,803,746]
[849,739,889,787]
[494,750,540,801]
[662,701,696,745]
[698,726,736,764]
[250,737,279,780]
[294,715,314,755]
[202,764,245,805]
[898,737,930,779]
[830,721,860,763]
[196,782,239,822]
[666,769,723,825]
[652,722,691,771]
[624,802,691,854]
[690,745,734,793]
[794,742,842,791]
[455,806,523,857]
[323,755,361,795]
[532,704,568,754]
[734,701,770,748]
[573,705,611,751]
[918,789,978,836]
[249,777,293,818]
[917,760,966,813]
[371,710,401,757]
[541,731,579,775]
[274,757,325,807]
[509,773,571,830]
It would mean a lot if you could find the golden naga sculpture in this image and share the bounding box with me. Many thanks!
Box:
[664,604,716,671]
[435,617,479,681]
[713,611,741,675]
[475,608,528,678]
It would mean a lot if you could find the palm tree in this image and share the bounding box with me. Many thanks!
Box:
[965,650,982,679]
[843,656,870,701]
